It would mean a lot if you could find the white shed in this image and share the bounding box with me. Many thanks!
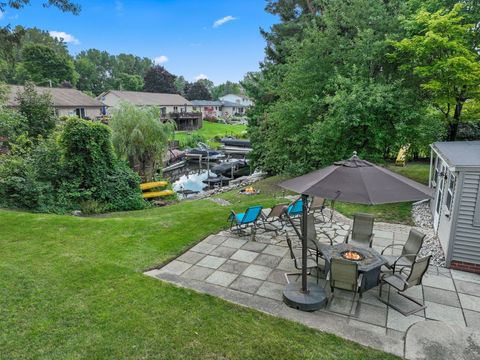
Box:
[430,141,480,273]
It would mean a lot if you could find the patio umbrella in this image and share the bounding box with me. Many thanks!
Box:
[279,153,433,311]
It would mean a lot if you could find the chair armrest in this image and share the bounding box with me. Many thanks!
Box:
[227,210,237,222]
[381,244,404,255]
[344,230,351,243]
[369,233,374,247]
[392,253,417,273]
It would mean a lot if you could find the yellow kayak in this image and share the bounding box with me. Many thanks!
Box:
[142,190,175,199]
[140,181,168,191]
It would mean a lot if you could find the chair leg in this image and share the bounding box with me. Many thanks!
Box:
[377,285,426,316]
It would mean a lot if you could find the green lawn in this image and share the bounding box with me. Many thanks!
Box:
[0,177,397,359]
[334,161,430,225]
[174,121,247,148]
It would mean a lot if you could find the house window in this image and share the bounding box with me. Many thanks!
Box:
[75,108,86,119]
[446,173,456,211]
[173,106,178,112]
[193,106,197,111]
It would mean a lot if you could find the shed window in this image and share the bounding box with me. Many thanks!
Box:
[446,173,456,211]
[432,156,440,187]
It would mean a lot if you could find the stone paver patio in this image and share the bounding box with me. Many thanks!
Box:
[145,210,480,359]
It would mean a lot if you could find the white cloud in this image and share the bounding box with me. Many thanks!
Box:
[154,55,168,65]
[195,74,208,81]
[49,31,80,45]
[213,15,236,28]
[0,11,4,20]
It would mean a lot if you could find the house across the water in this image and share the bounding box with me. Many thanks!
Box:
[191,99,250,119]
[6,85,104,119]
[98,90,202,131]
[430,141,480,273]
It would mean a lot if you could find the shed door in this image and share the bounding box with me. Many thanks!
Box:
[434,162,446,231]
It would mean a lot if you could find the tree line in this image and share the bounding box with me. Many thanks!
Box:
[0,26,244,99]
[244,0,480,175]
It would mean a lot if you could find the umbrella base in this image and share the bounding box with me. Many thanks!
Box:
[283,283,327,311]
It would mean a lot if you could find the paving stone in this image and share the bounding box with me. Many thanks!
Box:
[263,244,289,257]
[359,289,387,308]
[349,319,386,336]
[229,276,263,294]
[176,251,205,264]
[210,246,238,258]
[451,269,480,285]
[423,286,460,307]
[357,302,387,327]
[231,249,258,263]
[253,254,282,268]
[373,237,394,247]
[384,291,425,316]
[387,308,424,332]
[277,257,296,271]
[144,269,161,277]
[267,269,288,284]
[459,293,480,313]
[218,260,250,274]
[327,295,354,315]
[375,230,394,239]
[425,301,466,326]
[405,320,480,360]
[181,265,215,281]
[158,260,192,275]
[205,271,238,287]
[190,242,218,254]
[222,238,248,249]
[241,241,267,252]
[205,234,228,245]
[196,255,227,269]
[243,264,273,280]
[422,273,456,291]
[256,281,284,300]
[401,285,424,300]
[464,309,480,328]
[455,279,480,298]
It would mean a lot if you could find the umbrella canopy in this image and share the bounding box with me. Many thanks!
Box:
[279,154,432,204]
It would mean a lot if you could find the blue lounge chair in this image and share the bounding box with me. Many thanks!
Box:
[228,205,263,233]
[287,198,304,218]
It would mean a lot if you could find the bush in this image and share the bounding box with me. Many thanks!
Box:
[457,122,480,140]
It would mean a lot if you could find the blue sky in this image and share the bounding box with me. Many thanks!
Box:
[0,0,278,84]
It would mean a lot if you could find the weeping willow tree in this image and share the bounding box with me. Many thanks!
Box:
[110,102,175,181]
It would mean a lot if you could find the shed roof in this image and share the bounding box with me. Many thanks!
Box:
[100,90,191,106]
[432,141,480,170]
[6,85,103,107]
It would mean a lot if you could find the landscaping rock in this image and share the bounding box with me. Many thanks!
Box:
[71,210,82,216]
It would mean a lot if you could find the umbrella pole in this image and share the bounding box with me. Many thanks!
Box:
[301,194,308,293]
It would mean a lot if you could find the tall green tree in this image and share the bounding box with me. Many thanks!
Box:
[16,82,56,140]
[110,102,175,181]
[211,81,243,99]
[16,44,78,86]
[0,0,80,13]
[74,49,115,95]
[185,81,212,100]
[390,4,480,140]
[143,66,177,94]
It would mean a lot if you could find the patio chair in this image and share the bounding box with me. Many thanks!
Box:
[309,196,326,222]
[378,255,431,316]
[260,203,288,234]
[345,213,374,248]
[287,197,303,217]
[303,214,332,266]
[284,233,320,284]
[327,258,363,314]
[381,229,426,274]
[228,205,263,235]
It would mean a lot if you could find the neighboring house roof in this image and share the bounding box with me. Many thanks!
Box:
[221,100,246,108]
[220,93,251,101]
[99,90,192,106]
[191,100,224,106]
[432,141,480,170]
[6,85,103,108]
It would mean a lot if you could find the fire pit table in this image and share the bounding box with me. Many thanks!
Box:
[321,243,387,291]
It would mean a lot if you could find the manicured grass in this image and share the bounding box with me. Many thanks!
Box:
[0,177,397,359]
[387,161,430,185]
[174,121,247,148]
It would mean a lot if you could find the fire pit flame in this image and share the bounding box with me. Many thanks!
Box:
[341,250,364,261]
